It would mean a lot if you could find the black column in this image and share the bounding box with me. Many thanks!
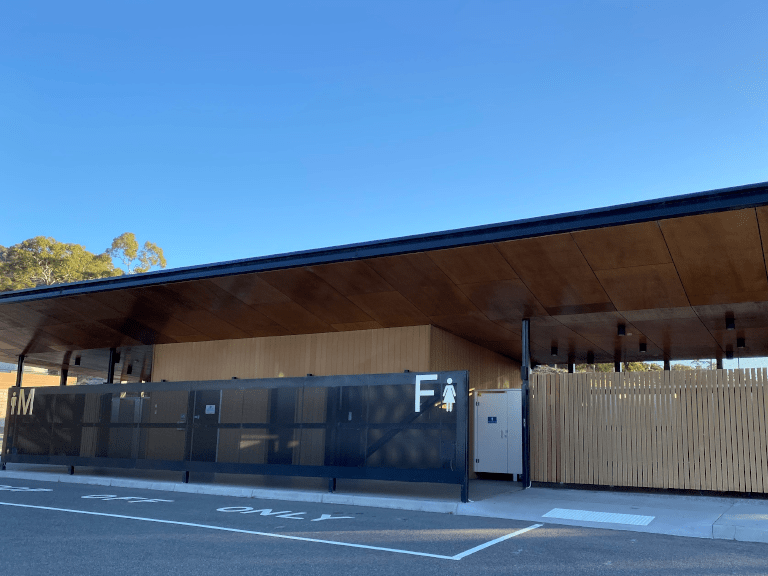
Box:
[717,357,723,369]
[664,359,671,371]
[568,363,575,374]
[15,354,25,387]
[521,318,531,489]
[107,348,117,384]
[59,368,69,386]
[614,361,621,373]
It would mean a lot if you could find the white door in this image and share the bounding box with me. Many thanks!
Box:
[474,391,508,473]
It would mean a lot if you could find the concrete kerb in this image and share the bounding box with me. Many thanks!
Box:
[3,469,768,544]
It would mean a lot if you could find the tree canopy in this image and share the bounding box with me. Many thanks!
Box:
[0,233,167,292]
[107,232,167,274]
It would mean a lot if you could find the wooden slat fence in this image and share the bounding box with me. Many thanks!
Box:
[530,369,768,492]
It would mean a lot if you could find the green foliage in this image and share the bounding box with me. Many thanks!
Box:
[0,232,167,292]
[577,361,663,372]
[624,361,663,372]
[107,232,167,274]
[575,363,614,373]
[0,236,120,291]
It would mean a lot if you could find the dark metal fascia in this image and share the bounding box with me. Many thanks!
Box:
[2,180,768,304]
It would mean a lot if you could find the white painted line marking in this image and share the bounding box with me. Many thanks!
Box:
[452,524,543,560]
[0,501,539,560]
[543,508,654,526]
[0,485,52,492]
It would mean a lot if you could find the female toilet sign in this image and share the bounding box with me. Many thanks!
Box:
[414,374,457,412]
[442,378,456,412]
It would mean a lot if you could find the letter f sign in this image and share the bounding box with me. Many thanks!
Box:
[414,374,437,412]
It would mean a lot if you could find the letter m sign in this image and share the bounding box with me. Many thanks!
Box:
[10,389,35,416]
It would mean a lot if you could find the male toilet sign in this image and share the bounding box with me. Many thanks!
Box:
[442,378,456,412]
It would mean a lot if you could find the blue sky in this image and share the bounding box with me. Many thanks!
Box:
[1,1,766,270]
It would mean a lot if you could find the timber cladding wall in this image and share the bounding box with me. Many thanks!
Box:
[152,326,432,381]
[152,325,520,390]
[430,327,521,390]
[531,370,768,493]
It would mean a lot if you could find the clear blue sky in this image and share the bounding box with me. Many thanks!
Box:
[1,1,766,270]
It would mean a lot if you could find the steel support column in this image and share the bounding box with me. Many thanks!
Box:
[15,354,25,387]
[59,368,69,387]
[107,348,117,384]
[521,318,531,489]
[717,358,723,369]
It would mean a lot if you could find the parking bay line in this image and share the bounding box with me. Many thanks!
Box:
[0,501,541,561]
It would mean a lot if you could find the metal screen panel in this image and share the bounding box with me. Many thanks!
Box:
[2,371,469,500]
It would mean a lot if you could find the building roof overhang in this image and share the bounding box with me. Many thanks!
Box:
[3,180,768,379]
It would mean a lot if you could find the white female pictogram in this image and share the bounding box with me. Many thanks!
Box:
[442,378,456,412]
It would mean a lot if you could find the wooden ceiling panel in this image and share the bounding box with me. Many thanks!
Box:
[21,299,85,325]
[707,326,768,356]
[209,273,291,306]
[458,279,547,321]
[162,281,288,337]
[427,244,518,285]
[496,233,593,271]
[308,261,393,296]
[166,308,251,340]
[628,317,720,360]
[431,312,518,344]
[528,319,611,363]
[53,295,122,324]
[474,339,521,359]
[365,253,478,316]
[555,314,649,361]
[595,264,690,310]
[347,291,430,327]
[88,290,144,316]
[534,272,614,313]
[692,301,768,331]
[620,306,699,323]
[756,206,768,270]
[254,301,332,334]
[0,303,52,329]
[496,235,611,311]
[331,321,384,332]
[660,209,768,304]
[571,221,672,270]
[258,268,372,325]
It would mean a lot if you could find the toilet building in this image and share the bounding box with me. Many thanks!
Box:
[3,180,768,497]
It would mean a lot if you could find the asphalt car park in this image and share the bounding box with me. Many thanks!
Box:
[2,479,767,576]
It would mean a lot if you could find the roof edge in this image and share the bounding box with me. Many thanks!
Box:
[2,180,768,304]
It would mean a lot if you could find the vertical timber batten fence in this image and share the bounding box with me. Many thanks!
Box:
[530,369,768,493]
[2,371,470,501]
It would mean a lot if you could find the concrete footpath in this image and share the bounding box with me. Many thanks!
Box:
[2,464,767,545]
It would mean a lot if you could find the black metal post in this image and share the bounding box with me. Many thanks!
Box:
[521,318,531,489]
[717,358,723,369]
[614,361,621,373]
[107,348,116,384]
[328,477,336,493]
[59,368,68,387]
[664,359,671,371]
[568,363,575,374]
[15,354,25,387]
[460,372,470,503]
